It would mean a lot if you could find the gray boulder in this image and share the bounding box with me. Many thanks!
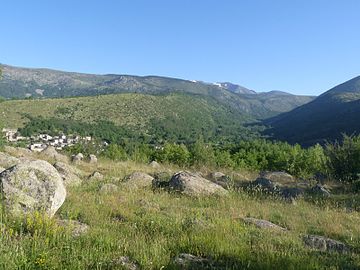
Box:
[243,217,287,231]
[169,171,228,196]
[125,172,154,188]
[310,184,331,197]
[89,154,98,164]
[253,178,278,191]
[0,160,66,217]
[0,167,5,174]
[261,171,294,183]
[149,161,161,169]
[53,162,83,187]
[41,146,68,162]
[88,171,104,181]
[0,152,20,169]
[72,153,84,164]
[303,235,349,253]
[100,183,119,194]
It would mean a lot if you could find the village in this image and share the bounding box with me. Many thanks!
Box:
[2,128,92,152]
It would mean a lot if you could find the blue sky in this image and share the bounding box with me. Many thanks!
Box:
[1,0,359,95]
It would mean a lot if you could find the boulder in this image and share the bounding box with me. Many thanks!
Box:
[72,153,84,164]
[125,172,154,188]
[89,154,98,164]
[88,171,104,181]
[260,171,294,183]
[169,171,228,196]
[280,187,304,201]
[303,235,349,253]
[100,183,119,194]
[0,152,20,169]
[4,146,33,158]
[173,253,211,268]
[57,219,89,237]
[210,171,226,180]
[242,217,287,231]
[252,178,278,191]
[41,146,68,162]
[149,160,161,169]
[0,160,66,217]
[310,184,331,197]
[53,162,82,187]
[0,167,5,173]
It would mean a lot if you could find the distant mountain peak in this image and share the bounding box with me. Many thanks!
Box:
[216,82,256,95]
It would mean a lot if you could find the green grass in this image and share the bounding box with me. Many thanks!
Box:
[1,158,360,269]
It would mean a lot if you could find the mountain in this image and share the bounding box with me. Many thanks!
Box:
[0,64,314,119]
[215,82,256,94]
[265,75,360,145]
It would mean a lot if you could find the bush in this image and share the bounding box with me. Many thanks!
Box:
[325,134,360,182]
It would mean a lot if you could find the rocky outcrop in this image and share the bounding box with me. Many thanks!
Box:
[303,235,349,253]
[53,162,83,187]
[0,167,5,173]
[169,171,228,196]
[0,152,20,169]
[0,160,66,217]
[125,172,154,188]
[242,217,287,231]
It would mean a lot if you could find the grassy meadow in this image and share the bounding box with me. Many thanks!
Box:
[1,156,360,269]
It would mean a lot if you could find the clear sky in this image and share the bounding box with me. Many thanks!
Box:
[1,0,359,95]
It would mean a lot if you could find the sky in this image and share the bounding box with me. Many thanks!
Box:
[1,0,359,95]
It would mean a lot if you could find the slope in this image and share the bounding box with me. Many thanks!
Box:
[265,75,360,145]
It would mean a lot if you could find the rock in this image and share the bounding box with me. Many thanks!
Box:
[125,172,154,188]
[260,171,294,183]
[4,146,33,158]
[72,153,84,164]
[53,162,82,187]
[111,256,139,270]
[242,217,287,231]
[280,187,304,201]
[0,160,66,217]
[252,178,278,191]
[210,171,226,180]
[169,171,228,196]
[89,154,97,164]
[41,146,68,162]
[88,171,104,181]
[149,160,161,169]
[0,167,5,173]
[173,253,211,268]
[303,235,349,253]
[310,184,331,197]
[0,152,20,169]
[100,183,119,194]
[57,219,89,237]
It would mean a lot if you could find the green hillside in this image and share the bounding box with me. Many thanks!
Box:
[266,76,360,145]
[0,64,314,119]
[0,92,261,143]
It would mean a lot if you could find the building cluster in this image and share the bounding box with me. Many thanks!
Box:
[2,128,92,152]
